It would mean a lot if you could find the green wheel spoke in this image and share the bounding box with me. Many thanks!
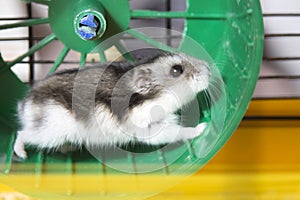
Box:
[131,10,226,20]
[80,53,87,67]
[24,0,50,5]
[115,41,134,62]
[48,46,70,74]
[127,29,175,53]
[0,18,49,30]
[98,50,107,62]
[7,33,56,68]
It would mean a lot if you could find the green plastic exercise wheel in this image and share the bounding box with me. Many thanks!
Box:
[0,0,264,199]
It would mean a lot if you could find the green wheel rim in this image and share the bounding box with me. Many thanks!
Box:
[0,0,264,199]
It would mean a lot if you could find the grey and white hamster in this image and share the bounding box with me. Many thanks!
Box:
[13,52,210,159]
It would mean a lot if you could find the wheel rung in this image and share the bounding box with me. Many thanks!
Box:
[3,131,16,174]
[34,151,44,188]
[157,149,170,175]
[184,141,197,160]
[127,152,138,174]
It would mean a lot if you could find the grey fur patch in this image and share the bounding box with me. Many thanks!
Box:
[32,109,44,129]
[25,58,164,123]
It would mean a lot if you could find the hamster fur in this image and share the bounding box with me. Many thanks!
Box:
[13,52,210,159]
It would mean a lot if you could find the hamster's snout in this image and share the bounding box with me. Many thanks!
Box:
[197,61,211,76]
[190,61,211,92]
[192,61,210,78]
[204,62,211,74]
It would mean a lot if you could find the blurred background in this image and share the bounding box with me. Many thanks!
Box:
[0,0,299,199]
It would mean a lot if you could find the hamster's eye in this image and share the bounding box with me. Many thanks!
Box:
[170,65,184,77]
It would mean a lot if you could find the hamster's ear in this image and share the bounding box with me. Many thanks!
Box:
[134,77,152,94]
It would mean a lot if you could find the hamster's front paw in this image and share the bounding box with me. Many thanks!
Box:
[13,143,27,159]
[13,133,27,159]
[194,122,207,137]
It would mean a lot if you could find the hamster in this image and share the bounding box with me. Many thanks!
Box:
[13,52,211,159]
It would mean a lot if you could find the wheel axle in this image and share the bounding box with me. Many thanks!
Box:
[76,11,106,40]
